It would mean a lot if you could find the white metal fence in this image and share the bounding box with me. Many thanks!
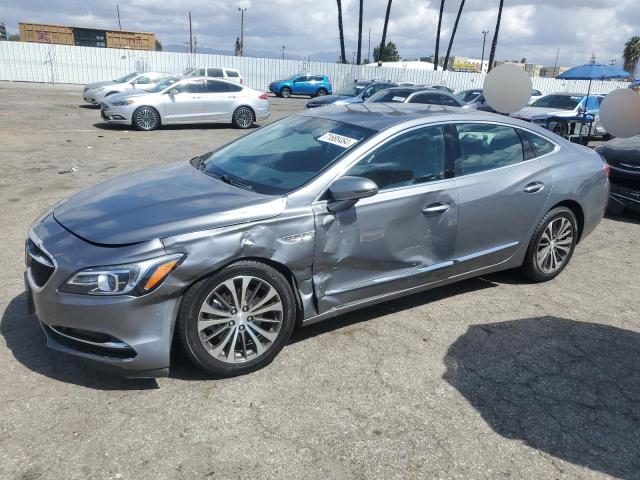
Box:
[0,41,629,94]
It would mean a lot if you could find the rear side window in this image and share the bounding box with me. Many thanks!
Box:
[225,69,240,78]
[454,123,524,175]
[206,80,242,93]
[346,125,445,190]
[529,133,556,156]
[206,68,224,77]
[410,93,460,107]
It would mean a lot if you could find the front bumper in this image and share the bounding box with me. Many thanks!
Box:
[83,91,100,104]
[101,103,133,124]
[26,215,181,377]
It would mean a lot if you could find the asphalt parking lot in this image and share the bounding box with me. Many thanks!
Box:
[1,80,639,480]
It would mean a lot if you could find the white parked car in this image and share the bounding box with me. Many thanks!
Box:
[83,72,178,105]
[185,67,243,84]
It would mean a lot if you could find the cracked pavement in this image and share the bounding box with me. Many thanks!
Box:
[0,81,639,480]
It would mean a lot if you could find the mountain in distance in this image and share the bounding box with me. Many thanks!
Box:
[163,44,340,63]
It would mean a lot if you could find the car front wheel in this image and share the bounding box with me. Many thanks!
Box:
[280,87,292,98]
[177,260,296,377]
[522,206,578,282]
[132,106,160,131]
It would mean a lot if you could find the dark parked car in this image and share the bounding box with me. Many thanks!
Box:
[596,135,640,215]
[306,81,397,108]
[365,86,464,107]
[26,104,609,378]
[268,74,332,98]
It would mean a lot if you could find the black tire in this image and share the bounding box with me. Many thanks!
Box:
[232,106,255,129]
[132,106,160,131]
[521,206,578,282]
[315,88,328,97]
[177,260,296,377]
[280,87,292,98]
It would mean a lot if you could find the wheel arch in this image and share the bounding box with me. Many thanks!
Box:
[548,199,585,243]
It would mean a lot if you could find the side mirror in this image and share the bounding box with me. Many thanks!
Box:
[327,176,378,212]
[169,88,179,96]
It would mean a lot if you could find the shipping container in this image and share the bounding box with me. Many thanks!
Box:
[18,23,156,51]
[106,31,155,51]
[19,23,74,45]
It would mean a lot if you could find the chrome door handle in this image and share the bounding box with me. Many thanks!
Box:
[523,182,544,194]
[422,203,451,215]
[227,95,237,98]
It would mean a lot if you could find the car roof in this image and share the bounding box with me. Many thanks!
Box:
[180,76,244,85]
[298,102,530,132]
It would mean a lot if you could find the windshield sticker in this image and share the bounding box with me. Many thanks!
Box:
[318,132,359,148]
[392,96,406,102]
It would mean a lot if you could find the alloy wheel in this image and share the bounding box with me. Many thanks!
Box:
[536,217,574,274]
[197,275,283,364]
[135,107,158,130]
[234,107,254,128]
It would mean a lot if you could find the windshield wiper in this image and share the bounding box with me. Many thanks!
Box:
[208,172,254,191]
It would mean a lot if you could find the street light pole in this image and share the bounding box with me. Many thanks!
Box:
[238,7,247,56]
[281,45,285,61]
[480,30,488,73]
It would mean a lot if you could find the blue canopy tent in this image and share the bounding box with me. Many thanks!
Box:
[556,63,632,141]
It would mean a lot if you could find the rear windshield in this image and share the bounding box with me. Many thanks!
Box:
[531,95,582,109]
[367,89,415,103]
[197,115,375,195]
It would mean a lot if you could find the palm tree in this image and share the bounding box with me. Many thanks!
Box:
[443,0,465,71]
[487,0,504,72]
[378,0,393,64]
[623,36,640,76]
[356,0,364,64]
[433,0,445,70]
[336,0,347,64]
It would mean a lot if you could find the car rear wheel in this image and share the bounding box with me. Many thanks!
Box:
[315,88,328,97]
[177,260,296,377]
[232,106,255,129]
[280,87,292,98]
[521,206,578,282]
[132,106,160,131]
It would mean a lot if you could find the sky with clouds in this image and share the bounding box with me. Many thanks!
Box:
[2,0,638,67]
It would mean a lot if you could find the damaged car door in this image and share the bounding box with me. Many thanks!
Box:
[312,124,459,312]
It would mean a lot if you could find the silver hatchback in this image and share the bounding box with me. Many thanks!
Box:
[101,76,269,130]
[26,104,609,378]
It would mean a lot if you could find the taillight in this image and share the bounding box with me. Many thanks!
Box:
[259,92,268,100]
[603,162,610,177]
[240,79,244,84]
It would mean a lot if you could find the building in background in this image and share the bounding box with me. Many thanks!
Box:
[447,56,489,73]
[494,60,543,77]
[539,66,571,78]
[18,22,156,51]
[0,22,7,40]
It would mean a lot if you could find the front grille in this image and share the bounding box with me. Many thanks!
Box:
[26,239,55,288]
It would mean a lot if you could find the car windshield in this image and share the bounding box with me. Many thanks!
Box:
[367,89,415,103]
[335,84,368,96]
[455,90,482,103]
[197,115,375,195]
[114,72,138,83]
[531,95,582,109]
[149,77,181,93]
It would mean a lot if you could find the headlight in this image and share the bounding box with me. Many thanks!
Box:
[60,254,184,296]
[110,99,134,106]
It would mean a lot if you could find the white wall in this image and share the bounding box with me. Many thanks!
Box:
[0,41,629,95]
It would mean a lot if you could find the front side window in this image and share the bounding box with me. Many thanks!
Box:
[346,125,445,190]
[198,115,375,195]
[176,80,204,93]
[295,76,308,82]
[454,123,524,175]
[206,68,224,77]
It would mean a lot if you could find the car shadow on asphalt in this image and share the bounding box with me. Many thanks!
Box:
[605,211,640,225]
[443,316,640,480]
[0,292,159,390]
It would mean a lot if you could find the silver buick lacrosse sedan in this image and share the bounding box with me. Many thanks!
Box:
[25,103,609,378]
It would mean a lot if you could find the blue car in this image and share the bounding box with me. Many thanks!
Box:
[268,74,333,98]
[305,81,397,109]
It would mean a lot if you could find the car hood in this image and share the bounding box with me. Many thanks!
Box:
[85,80,117,90]
[53,162,286,245]
[107,90,157,102]
[511,106,575,120]
[595,135,640,168]
[307,94,351,106]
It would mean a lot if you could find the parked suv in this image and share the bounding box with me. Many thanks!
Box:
[269,74,333,98]
[186,67,243,84]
